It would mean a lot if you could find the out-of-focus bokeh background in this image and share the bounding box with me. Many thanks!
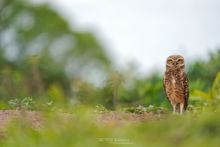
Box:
[50,0,220,71]
[1,0,220,146]
[0,0,220,109]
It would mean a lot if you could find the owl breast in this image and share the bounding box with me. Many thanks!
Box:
[165,73,185,104]
[171,76,176,84]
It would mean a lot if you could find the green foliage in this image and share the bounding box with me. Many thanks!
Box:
[211,71,220,99]
[100,72,125,109]
[121,105,168,114]
[47,83,67,104]
[94,105,109,113]
[0,0,220,123]
[8,97,35,110]
[1,0,220,110]
[7,97,57,111]
[0,0,110,100]
[188,50,220,91]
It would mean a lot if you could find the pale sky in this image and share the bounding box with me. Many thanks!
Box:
[43,0,220,73]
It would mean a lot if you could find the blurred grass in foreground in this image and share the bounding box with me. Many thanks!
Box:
[0,102,220,147]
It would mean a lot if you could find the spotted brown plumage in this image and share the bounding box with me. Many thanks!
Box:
[163,55,189,114]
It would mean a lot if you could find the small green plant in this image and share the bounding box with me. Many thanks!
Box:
[8,97,35,110]
[46,100,54,107]
[44,100,57,111]
[8,99,20,109]
[121,105,168,114]
[94,105,109,113]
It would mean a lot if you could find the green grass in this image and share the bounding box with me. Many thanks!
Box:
[0,102,220,147]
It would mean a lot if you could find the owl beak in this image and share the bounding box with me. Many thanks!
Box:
[174,61,177,66]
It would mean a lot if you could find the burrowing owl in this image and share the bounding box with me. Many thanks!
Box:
[163,55,189,114]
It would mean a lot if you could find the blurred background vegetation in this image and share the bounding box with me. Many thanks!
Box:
[1,1,220,147]
[0,0,220,110]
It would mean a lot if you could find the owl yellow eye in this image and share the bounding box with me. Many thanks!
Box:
[167,60,173,64]
[177,59,184,64]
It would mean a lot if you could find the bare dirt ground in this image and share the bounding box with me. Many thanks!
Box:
[96,111,163,126]
[0,110,42,130]
[0,110,162,131]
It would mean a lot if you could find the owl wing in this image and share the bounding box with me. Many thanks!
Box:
[163,73,171,103]
[182,72,189,109]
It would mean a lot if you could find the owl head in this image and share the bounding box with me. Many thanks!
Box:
[166,55,185,70]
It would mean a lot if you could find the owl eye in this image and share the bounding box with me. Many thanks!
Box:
[167,59,173,64]
[177,59,184,64]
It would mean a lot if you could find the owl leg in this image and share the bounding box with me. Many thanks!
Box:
[180,103,184,115]
[172,104,177,114]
